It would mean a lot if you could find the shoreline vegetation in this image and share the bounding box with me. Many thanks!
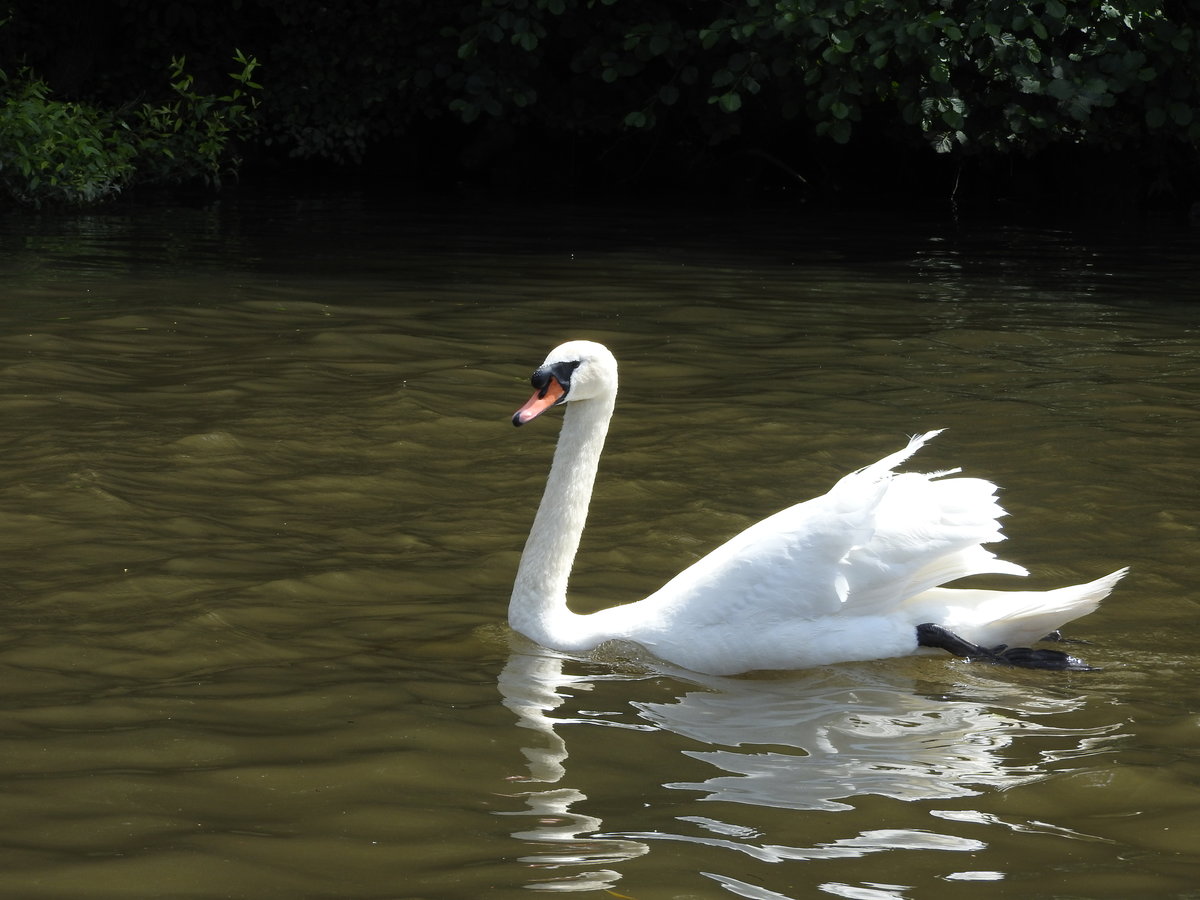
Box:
[2,1,1197,213]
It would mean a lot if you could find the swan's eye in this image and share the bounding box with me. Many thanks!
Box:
[532,360,581,401]
[530,369,552,398]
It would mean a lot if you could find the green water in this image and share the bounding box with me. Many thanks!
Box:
[0,197,1197,899]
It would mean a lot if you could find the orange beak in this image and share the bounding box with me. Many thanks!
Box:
[512,378,566,426]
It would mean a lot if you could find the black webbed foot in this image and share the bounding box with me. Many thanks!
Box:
[988,643,1098,671]
[916,623,1098,672]
[1040,630,1092,645]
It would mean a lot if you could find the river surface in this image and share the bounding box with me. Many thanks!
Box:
[0,194,1198,899]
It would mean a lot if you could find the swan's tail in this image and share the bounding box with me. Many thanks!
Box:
[916,567,1129,649]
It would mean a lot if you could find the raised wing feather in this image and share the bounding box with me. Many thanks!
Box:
[636,431,1023,627]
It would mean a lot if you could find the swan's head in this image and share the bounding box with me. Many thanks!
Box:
[513,340,618,427]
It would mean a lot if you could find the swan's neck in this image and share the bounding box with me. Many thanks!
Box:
[510,394,614,650]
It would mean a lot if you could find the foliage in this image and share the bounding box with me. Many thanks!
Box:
[671,0,1200,156]
[0,50,261,207]
[1,0,1197,202]
[252,0,444,163]
[0,70,137,206]
[442,0,1200,156]
[131,50,262,187]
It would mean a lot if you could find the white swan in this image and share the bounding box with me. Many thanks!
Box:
[509,340,1126,676]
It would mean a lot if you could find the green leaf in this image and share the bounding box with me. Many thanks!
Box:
[649,34,672,56]
[1046,79,1074,100]
[718,91,742,113]
[712,68,735,88]
[1169,102,1193,126]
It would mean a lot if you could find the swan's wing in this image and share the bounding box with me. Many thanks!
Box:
[638,431,1024,626]
[839,471,1028,617]
[641,487,877,623]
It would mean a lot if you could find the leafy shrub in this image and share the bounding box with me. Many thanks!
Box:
[0,71,137,206]
[677,0,1200,157]
[131,50,262,188]
[443,0,1199,158]
[0,52,261,207]
[1,1,1195,201]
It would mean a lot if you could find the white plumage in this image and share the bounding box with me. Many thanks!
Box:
[508,340,1125,676]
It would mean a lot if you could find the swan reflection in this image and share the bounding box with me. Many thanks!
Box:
[638,671,1081,812]
[495,643,1120,892]
[495,646,651,892]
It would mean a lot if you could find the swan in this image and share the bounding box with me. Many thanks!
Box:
[508,340,1126,676]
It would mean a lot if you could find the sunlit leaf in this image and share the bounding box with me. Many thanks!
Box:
[718,91,742,113]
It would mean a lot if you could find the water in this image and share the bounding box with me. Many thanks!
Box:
[1,195,1198,899]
